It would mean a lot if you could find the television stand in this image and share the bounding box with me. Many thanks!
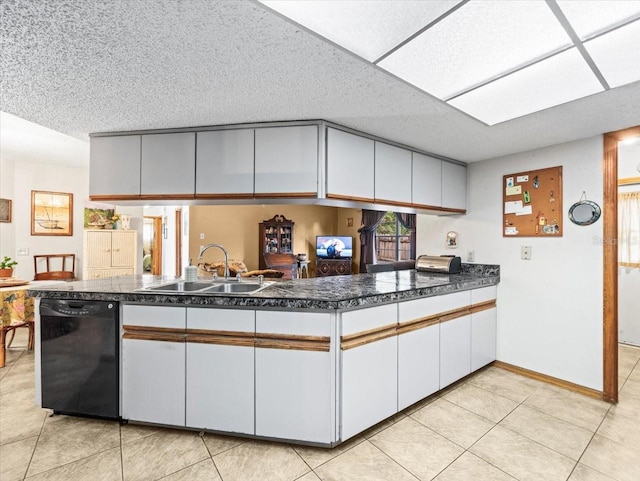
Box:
[316,259,352,277]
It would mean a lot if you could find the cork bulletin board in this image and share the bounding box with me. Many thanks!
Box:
[503,166,563,237]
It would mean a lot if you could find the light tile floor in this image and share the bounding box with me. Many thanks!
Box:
[1,330,639,481]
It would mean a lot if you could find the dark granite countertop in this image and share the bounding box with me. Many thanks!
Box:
[28,264,499,310]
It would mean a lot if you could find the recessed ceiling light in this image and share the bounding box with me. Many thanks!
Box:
[447,48,603,125]
[259,0,460,62]
[556,0,640,40]
[584,19,640,88]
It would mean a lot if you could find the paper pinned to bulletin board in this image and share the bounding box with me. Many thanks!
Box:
[503,166,562,237]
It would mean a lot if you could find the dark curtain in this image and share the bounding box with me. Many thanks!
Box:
[395,212,417,260]
[358,210,387,273]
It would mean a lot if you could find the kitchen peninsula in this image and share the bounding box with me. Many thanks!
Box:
[29,265,499,447]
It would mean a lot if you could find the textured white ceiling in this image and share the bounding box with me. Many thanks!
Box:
[1,0,639,163]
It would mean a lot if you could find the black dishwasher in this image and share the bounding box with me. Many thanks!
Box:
[40,299,119,419]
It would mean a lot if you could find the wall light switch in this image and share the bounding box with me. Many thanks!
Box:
[521,246,532,260]
[17,248,29,256]
[200,233,205,240]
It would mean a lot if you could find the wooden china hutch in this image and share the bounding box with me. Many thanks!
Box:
[258,215,297,279]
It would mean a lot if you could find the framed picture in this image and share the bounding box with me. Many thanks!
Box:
[31,191,73,236]
[0,198,11,223]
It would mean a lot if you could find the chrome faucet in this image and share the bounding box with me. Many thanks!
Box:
[198,243,230,279]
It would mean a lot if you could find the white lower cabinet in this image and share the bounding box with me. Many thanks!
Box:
[255,311,334,444]
[438,291,472,389]
[440,315,472,389]
[122,305,186,426]
[340,304,398,441]
[471,286,498,371]
[186,308,255,434]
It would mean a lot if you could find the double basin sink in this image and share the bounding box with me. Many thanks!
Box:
[142,280,273,295]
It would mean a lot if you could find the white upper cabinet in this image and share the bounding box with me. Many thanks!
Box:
[441,161,467,211]
[254,125,318,196]
[141,132,195,196]
[196,129,254,196]
[90,135,141,197]
[326,127,375,202]
[374,141,412,205]
[412,152,442,208]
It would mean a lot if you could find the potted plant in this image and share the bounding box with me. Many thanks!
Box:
[0,256,18,278]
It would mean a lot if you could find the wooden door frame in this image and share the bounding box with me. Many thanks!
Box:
[144,216,163,276]
[603,125,640,403]
[175,209,182,276]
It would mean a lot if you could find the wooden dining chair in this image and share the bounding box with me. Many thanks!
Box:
[33,254,76,281]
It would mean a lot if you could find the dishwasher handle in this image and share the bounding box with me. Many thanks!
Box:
[40,299,117,318]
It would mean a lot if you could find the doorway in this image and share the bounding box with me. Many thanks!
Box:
[603,125,640,403]
[143,216,163,275]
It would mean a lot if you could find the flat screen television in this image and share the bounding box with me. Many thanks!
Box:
[316,236,353,259]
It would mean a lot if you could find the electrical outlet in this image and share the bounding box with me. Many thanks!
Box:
[17,248,29,256]
[521,246,532,260]
[467,251,475,262]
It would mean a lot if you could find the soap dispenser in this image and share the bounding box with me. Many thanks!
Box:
[184,259,197,282]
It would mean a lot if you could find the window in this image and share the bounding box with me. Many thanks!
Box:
[375,212,415,262]
[619,192,640,268]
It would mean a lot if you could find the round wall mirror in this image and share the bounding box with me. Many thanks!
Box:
[568,200,601,226]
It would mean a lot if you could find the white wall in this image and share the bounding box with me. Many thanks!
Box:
[618,139,640,346]
[1,112,91,279]
[417,136,604,390]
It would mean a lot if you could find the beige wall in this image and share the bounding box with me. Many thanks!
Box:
[190,205,362,275]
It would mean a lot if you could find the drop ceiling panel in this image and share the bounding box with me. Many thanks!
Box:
[378,0,572,99]
[260,0,460,62]
[556,0,640,39]
[448,49,604,126]
[584,20,640,88]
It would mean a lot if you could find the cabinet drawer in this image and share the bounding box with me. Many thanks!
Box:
[256,310,331,337]
[187,308,255,332]
[341,304,397,337]
[123,305,186,329]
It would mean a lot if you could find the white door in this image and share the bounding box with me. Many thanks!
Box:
[254,311,334,444]
[440,315,471,388]
[122,338,185,426]
[398,325,440,410]
[186,308,255,434]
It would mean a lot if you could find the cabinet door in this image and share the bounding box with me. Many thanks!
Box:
[397,297,441,410]
[326,128,375,201]
[85,231,113,268]
[441,161,467,211]
[255,311,334,444]
[141,132,196,196]
[412,152,442,208]
[254,125,318,195]
[186,308,255,434]
[340,304,397,440]
[121,305,186,426]
[110,231,136,268]
[471,286,497,371]
[374,141,412,205]
[440,315,471,388]
[122,339,185,426]
[196,129,254,196]
[90,135,141,197]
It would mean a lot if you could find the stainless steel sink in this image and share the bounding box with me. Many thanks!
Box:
[205,283,267,294]
[142,280,272,295]
[146,281,214,292]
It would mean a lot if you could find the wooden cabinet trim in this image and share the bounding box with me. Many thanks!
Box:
[255,338,330,352]
[397,315,440,335]
[341,323,398,351]
[90,194,142,201]
[254,192,317,199]
[326,193,375,203]
[123,325,186,343]
[470,299,497,314]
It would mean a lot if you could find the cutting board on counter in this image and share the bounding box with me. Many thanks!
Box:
[0,278,30,288]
